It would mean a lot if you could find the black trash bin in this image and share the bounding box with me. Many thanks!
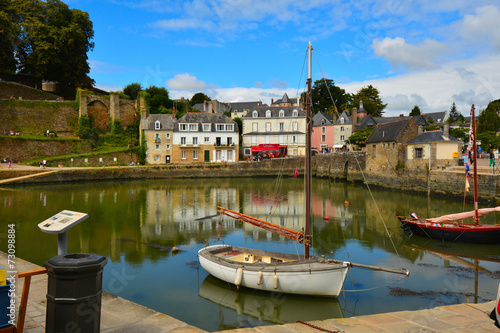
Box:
[44,253,107,333]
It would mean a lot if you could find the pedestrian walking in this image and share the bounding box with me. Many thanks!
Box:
[490,150,496,168]
[8,160,12,169]
[43,159,46,168]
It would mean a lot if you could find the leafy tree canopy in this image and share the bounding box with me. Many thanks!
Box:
[190,92,211,106]
[0,0,19,74]
[351,85,386,117]
[123,83,142,100]
[448,102,465,123]
[301,79,349,115]
[8,0,95,91]
[347,127,374,149]
[409,105,421,117]
[145,86,171,114]
[478,100,500,134]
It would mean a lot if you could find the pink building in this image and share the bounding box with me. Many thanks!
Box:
[311,111,335,153]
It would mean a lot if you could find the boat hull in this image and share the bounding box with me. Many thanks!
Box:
[198,245,349,297]
[398,217,500,243]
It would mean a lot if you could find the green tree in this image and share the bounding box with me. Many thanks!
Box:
[409,105,421,117]
[145,86,171,114]
[301,79,349,115]
[123,83,142,100]
[0,0,19,74]
[190,92,211,106]
[351,85,387,117]
[346,127,374,149]
[14,0,95,93]
[478,100,500,133]
[448,102,465,123]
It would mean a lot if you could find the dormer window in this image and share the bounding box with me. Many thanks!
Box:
[155,120,161,130]
[340,117,344,124]
[266,110,271,118]
[293,109,298,117]
[253,110,258,118]
[321,119,325,125]
[279,110,284,117]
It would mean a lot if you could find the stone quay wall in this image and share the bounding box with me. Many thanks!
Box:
[2,152,499,202]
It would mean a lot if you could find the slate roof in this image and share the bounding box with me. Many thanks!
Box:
[334,111,352,125]
[192,103,204,112]
[242,106,305,118]
[141,114,175,131]
[356,115,428,130]
[230,101,267,112]
[312,111,334,126]
[365,118,412,143]
[175,112,238,132]
[406,130,463,145]
[422,111,448,124]
[272,92,299,106]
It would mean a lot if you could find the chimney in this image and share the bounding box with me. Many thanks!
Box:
[443,122,449,139]
[173,106,176,117]
[418,125,423,135]
[203,100,208,112]
[271,98,274,105]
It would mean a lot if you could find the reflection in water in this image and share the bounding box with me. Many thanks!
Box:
[199,275,343,328]
[1,178,499,331]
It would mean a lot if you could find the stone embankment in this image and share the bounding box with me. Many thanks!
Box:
[1,152,499,202]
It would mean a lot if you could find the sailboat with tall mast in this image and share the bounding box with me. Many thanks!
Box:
[198,43,408,297]
[397,105,500,243]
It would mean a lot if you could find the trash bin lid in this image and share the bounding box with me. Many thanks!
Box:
[45,253,107,273]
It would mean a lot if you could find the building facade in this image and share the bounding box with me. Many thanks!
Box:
[141,114,175,164]
[241,106,307,157]
[173,113,239,164]
[311,111,335,153]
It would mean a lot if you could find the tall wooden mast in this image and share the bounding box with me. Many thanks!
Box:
[471,105,479,224]
[305,42,312,259]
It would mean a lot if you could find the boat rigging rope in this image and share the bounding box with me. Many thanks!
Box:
[341,274,409,292]
[351,147,408,272]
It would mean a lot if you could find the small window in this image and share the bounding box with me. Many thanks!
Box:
[179,124,187,131]
[266,122,271,131]
[322,127,325,133]
[166,144,170,150]
[322,135,326,142]
[293,122,298,131]
[415,148,423,159]
[321,119,325,125]
[155,155,160,161]
[193,150,198,159]
[252,123,258,132]
[181,150,186,159]
[341,126,344,132]
[244,148,251,155]
[156,144,160,150]
[193,137,198,145]
[216,124,225,131]
[279,110,284,117]
[204,137,210,143]
[226,124,234,131]
[279,122,285,131]
[293,110,298,117]
[181,137,186,145]
[203,124,211,131]
[189,124,198,131]
[372,144,376,158]
[266,110,271,117]
[340,135,345,141]
[166,133,170,139]
[253,110,258,118]
[292,135,297,144]
[340,117,344,124]
[155,120,161,130]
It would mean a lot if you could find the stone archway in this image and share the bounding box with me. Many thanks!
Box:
[87,100,109,130]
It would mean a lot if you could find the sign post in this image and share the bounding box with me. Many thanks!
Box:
[38,210,88,255]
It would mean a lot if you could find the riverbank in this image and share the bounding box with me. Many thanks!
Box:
[1,154,499,202]
[1,252,497,332]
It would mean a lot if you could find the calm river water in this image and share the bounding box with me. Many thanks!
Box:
[1,177,499,331]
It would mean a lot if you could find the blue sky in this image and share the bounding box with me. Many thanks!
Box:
[67,0,500,116]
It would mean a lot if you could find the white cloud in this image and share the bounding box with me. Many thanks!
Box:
[151,18,217,31]
[459,5,500,51]
[372,37,447,71]
[165,73,215,91]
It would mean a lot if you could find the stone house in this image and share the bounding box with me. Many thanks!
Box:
[229,101,266,119]
[333,110,353,151]
[405,123,463,169]
[364,118,419,173]
[140,114,175,164]
[173,113,239,164]
[241,105,306,157]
